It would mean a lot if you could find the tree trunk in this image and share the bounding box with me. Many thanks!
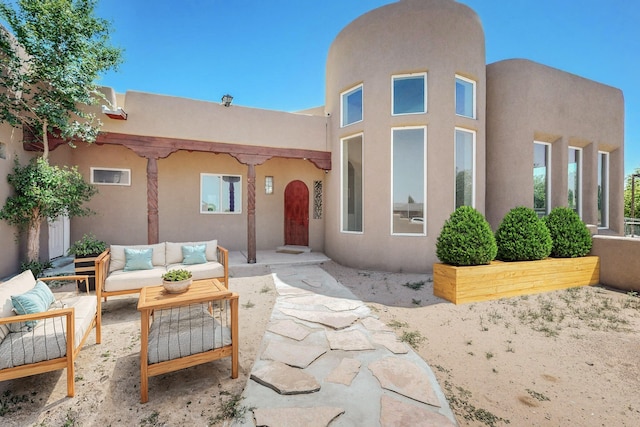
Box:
[42,119,49,160]
[27,210,41,262]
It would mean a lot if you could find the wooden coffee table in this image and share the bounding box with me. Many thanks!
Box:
[137,278,238,403]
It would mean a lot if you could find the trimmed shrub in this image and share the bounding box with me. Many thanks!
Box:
[495,206,552,261]
[436,206,497,266]
[545,207,592,257]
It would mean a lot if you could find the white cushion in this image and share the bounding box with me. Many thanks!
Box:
[166,262,224,281]
[109,243,166,273]
[165,240,218,265]
[0,270,37,342]
[104,267,166,292]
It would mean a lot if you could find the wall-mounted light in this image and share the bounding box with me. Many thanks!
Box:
[221,94,233,107]
[101,105,128,120]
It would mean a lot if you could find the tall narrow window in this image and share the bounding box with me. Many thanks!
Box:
[455,75,476,118]
[455,128,475,208]
[341,84,363,127]
[200,174,242,214]
[568,147,582,216]
[341,134,363,232]
[598,151,609,228]
[533,142,551,216]
[392,73,426,115]
[392,127,426,235]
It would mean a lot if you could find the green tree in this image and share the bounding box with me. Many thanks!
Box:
[0,0,123,158]
[624,168,640,218]
[0,157,96,261]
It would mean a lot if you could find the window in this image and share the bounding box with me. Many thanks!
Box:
[0,141,6,159]
[598,151,609,228]
[265,176,274,195]
[455,128,475,208]
[455,75,476,118]
[392,127,426,235]
[341,134,363,232]
[200,174,242,214]
[392,73,426,115]
[568,147,582,216]
[341,84,363,127]
[90,167,131,186]
[533,142,551,216]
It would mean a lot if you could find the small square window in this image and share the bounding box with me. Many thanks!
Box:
[265,176,274,195]
[392,73,426,115]
[455,75,476,118]
[341,84,363,127]
[90,167,131,186]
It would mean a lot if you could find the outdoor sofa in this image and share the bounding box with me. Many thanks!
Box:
[0,270,100,397]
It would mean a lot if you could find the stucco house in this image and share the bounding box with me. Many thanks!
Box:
[0,0,624,278]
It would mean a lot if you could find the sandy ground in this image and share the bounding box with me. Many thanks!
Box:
[1,261,639,426]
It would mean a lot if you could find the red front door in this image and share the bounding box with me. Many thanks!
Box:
[284,180,309,246]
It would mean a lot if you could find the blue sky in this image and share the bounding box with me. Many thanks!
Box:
[95,0,638,176]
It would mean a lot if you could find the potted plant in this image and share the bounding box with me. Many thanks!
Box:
[162,269,193,294]
[68,233,107,291]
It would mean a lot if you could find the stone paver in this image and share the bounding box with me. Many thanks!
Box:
[326,329,374,351]
[250,361,320,395]
[368,357,441,407]
[285,294,364,311]
[380,395,456,427]
[261,340,326,368]
[278,307,358,330]
[371,332,409,354]
[361,316,394,332]
[266,319,312,341]
[325,358,361,386]
[253,407,345,427]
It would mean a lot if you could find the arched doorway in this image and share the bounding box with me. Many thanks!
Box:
[284,180,309,246]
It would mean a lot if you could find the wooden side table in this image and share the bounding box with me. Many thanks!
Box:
[137,278,238,403]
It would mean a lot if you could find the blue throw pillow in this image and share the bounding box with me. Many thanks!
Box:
[10,280,56,329]
[124,248,154,271]
[182,244,207,265]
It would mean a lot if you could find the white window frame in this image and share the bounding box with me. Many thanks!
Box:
[454,127,476,209]
[340,133,364,234]
[390,126,427,236]
[598,151,609,229]
[90,167,131,186]
[533,141,552,216]
[200,173,243,214]
[340,84,363,128]
[455,74,476,119]
[568,146,583,217]
[391,72,427,116]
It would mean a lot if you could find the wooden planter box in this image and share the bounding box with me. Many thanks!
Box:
[433,256,600,304]
[74,253,102,292]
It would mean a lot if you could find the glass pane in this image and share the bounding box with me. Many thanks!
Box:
[393,128,425,234]
[455,130,474,208]
[568,148,580,214]
[201,174,242,213]
[393,75,425,115]
[342,136,363,232]
[221,176,242,213]
[342,86,362,126]
[533,143,548,216]
[455,77,474,117]
[201,175,221,212]
[598,153,608,227]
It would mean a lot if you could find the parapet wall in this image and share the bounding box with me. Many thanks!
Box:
[590,235,640,292]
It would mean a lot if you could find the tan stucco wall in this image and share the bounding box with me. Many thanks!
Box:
[591,236,640,292]
[486,59,624,232]
[324,0,486,272]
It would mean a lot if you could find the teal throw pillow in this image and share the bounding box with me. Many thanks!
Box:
[10,280,56,329]
[182,244,207,265]
[124,248,154,271]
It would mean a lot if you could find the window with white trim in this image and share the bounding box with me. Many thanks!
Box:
[90,167,131,186]
[341,134,363,232]
[568,147,582,216]
[341,84,363,127]
[455,128,475,208]
[392,127,426,235]
[455,75,476,118]
[200,174,242,214]
[392,73,426,115]
[533,142,551,216]
[598,151,609,228]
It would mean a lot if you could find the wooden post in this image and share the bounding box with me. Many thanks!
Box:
[147,157,159,244]
[247,163,257,263]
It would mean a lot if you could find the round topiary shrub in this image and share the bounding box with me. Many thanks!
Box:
[495,206,552,261]
[436,206,497,266]
[544,207,592,257]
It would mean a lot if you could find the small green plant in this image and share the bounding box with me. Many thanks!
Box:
[400,330,425,349]
[544,207,592,257]
[495,206,552,261]
[485,351,494,360]
[67,233,107,257]
[140,410,160,426]
[20,259,52,278]
[526,389,550,402]
[162,269,192,282]
[211,392,252,423]
[436,206,497,266]
[403,281,426,290]
[412,298,421,305]
[242,300,255,309]
[388,319,409,329]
